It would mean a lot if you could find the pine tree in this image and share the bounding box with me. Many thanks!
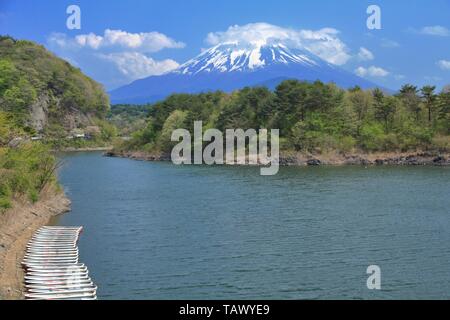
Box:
[421,85,437,123]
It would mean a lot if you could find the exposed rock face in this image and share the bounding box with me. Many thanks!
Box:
[104,151,171,162]
[61,109,95,132]
[307,159,321,166]
[7,137,23,148]
[279,156,302,166]
[29,94,49,132]
[344,156,369,165]
[433,156,446,164]
[26,93,97,133]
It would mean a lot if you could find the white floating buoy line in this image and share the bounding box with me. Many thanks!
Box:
[21,226,98,300]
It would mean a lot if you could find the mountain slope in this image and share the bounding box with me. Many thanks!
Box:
[0,36,110,133]
[110,42,382,104]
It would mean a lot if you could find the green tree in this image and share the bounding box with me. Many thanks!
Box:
[373,89,397,131]
[304,81,343,114]
[421,85,437,123]
[275,80,308,124]
[348,89,372,135]
[399,84,421,121]
[158,110,188,152]
[0,111,23,146]
[372,88,384,108]
[437,91,450,133]
[0,59,18,93]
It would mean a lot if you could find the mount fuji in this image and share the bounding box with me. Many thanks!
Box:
[109,42,381,104]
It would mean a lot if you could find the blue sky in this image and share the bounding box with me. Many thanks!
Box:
[1,0,450,90]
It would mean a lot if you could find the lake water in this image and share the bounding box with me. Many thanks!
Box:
[53,152,450,300]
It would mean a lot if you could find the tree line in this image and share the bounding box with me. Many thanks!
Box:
[118,80,449,155]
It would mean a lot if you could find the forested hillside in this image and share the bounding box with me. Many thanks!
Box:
[108,104,152,137]
[0,36,111,211]
[0,36,109,135]
[116,80,449,155]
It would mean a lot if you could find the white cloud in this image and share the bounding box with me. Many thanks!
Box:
[357,47,374,61]
[50,29,185,52]
[75,33,103,50]
[380,38,400,48]
[419,25,450,37]
[437,59,450,70]
[47,29,185,88]
[98,52,179,79]
[355,66,390,78]
[205,22,352,65]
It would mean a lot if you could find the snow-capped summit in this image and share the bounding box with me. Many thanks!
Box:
[110,41,381,104]
[175,42,327,75]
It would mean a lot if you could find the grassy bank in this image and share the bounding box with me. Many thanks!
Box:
[0,112,62,212]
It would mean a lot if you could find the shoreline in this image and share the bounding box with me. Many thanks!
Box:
[0,189,71,300]
[56,146,113,153]
[105,150,449,166]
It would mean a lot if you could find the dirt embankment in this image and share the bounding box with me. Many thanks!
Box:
[0,189,71,300]
[105,150,449,166]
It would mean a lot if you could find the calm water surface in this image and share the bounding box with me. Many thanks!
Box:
[53,152,450,299]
